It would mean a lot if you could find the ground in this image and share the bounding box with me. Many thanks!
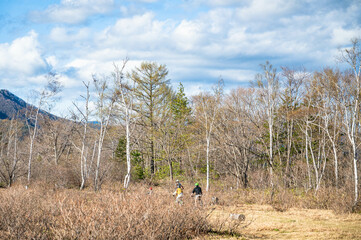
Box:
[203,204,361,240]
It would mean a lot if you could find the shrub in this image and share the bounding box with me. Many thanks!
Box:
[0,184,210,239]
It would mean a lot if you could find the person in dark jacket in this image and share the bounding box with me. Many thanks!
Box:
[191,183,203,207]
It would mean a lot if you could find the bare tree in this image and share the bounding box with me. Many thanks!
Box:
[25,73,62,188]
[192,79,223,191]
[280,67,306,187]
[253,61,279,187]
[113,59,135,189]
[0,118,22,187]
[215,88,256,189]
[312,69,342,187]
[93,75,116,191]
[72,81,92,190]
[338,38,361,204]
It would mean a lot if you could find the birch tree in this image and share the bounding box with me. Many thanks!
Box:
[93,76,116,191]
[338,38,361,204]
[25,74,62,188]
[72,81,91,190]
[313,69,341,187]
[193,80,223,191]
[280,67,305,187]
[113,60,135,189]
[254,61,279,187]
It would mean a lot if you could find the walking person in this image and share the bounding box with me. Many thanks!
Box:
[191,183,203,207]
[173,184,184,205]
[175,179,184,191]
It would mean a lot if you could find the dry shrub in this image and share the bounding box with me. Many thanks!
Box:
[300,187,355,213]
[202,183,356,214]
[0,185,209,240]
[52,190,209,239]
[0,188,54,239]
[210,188,269,207]
[271,190,294,212]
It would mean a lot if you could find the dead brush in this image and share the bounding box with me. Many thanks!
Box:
[0,185,210,239]
[51,188,210,239]
[0,187,54,240]
[269,188,295,212]
[300,187,355,213]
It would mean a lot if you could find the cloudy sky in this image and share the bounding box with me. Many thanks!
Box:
[0,0,360,116]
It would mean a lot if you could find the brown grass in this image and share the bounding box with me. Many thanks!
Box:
[0,184,209,239]
[210,186,356,214]
[204,204,361,240]
[0,182,360,240]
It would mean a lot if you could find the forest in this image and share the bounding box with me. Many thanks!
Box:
[0,39,361,239]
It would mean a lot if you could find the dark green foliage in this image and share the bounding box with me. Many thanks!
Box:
[114,136,126,162]
[171,83,192,123]
[131,150,145,180]
[155,162,182,180]
[114,137,145,180]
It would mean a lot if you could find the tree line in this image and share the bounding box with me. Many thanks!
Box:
[0,39,360,206]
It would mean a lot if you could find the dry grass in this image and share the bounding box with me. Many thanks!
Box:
[0,184,209,239]
[211,186,356,214]
[0,182,360,240]
[204,204,361,240]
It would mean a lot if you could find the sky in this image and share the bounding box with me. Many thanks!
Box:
[0,0,360,116]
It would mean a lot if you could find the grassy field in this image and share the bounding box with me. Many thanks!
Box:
[205,204,361,240]
[1,184,360,239]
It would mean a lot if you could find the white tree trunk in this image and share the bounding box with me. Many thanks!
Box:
[94,123,104,191]
[94,102,113,191]
[304,121,312,190]
[206,135,210,192]
[268,111,273,187]
[124,110,131,189]
[353,151,359,203]
[26,105,41,189]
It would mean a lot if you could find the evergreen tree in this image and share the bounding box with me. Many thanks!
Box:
[129,62,171,174]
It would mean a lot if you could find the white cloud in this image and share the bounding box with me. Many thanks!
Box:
[172,20,205,51]
[99,12,172,51]
[0,31,47,77]
[30,0,114,24]
[45,56,58,68]
[17,1,360,113]
[208,69,255,83]
[51,0,361,94]
[332,27,361,45]
[50,27,90,42]
[57,74,79,88]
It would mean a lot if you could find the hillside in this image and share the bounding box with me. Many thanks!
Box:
[0,89,58,120]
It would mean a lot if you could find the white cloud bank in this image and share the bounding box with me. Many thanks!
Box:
[2,0,361,116]
[40,0,361,99]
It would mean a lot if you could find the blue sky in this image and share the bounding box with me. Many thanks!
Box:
[0,0,360,116]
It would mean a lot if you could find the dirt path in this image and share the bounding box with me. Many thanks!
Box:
[205,204,361,239]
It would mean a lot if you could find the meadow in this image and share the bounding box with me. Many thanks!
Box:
[0,181,360,239]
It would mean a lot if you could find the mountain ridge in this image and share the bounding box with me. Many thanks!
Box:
[0,89,59,120]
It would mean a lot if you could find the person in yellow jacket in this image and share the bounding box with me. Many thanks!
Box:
[173,185,184,205]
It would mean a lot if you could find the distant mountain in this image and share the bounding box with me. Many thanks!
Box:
[0,89,59,120]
